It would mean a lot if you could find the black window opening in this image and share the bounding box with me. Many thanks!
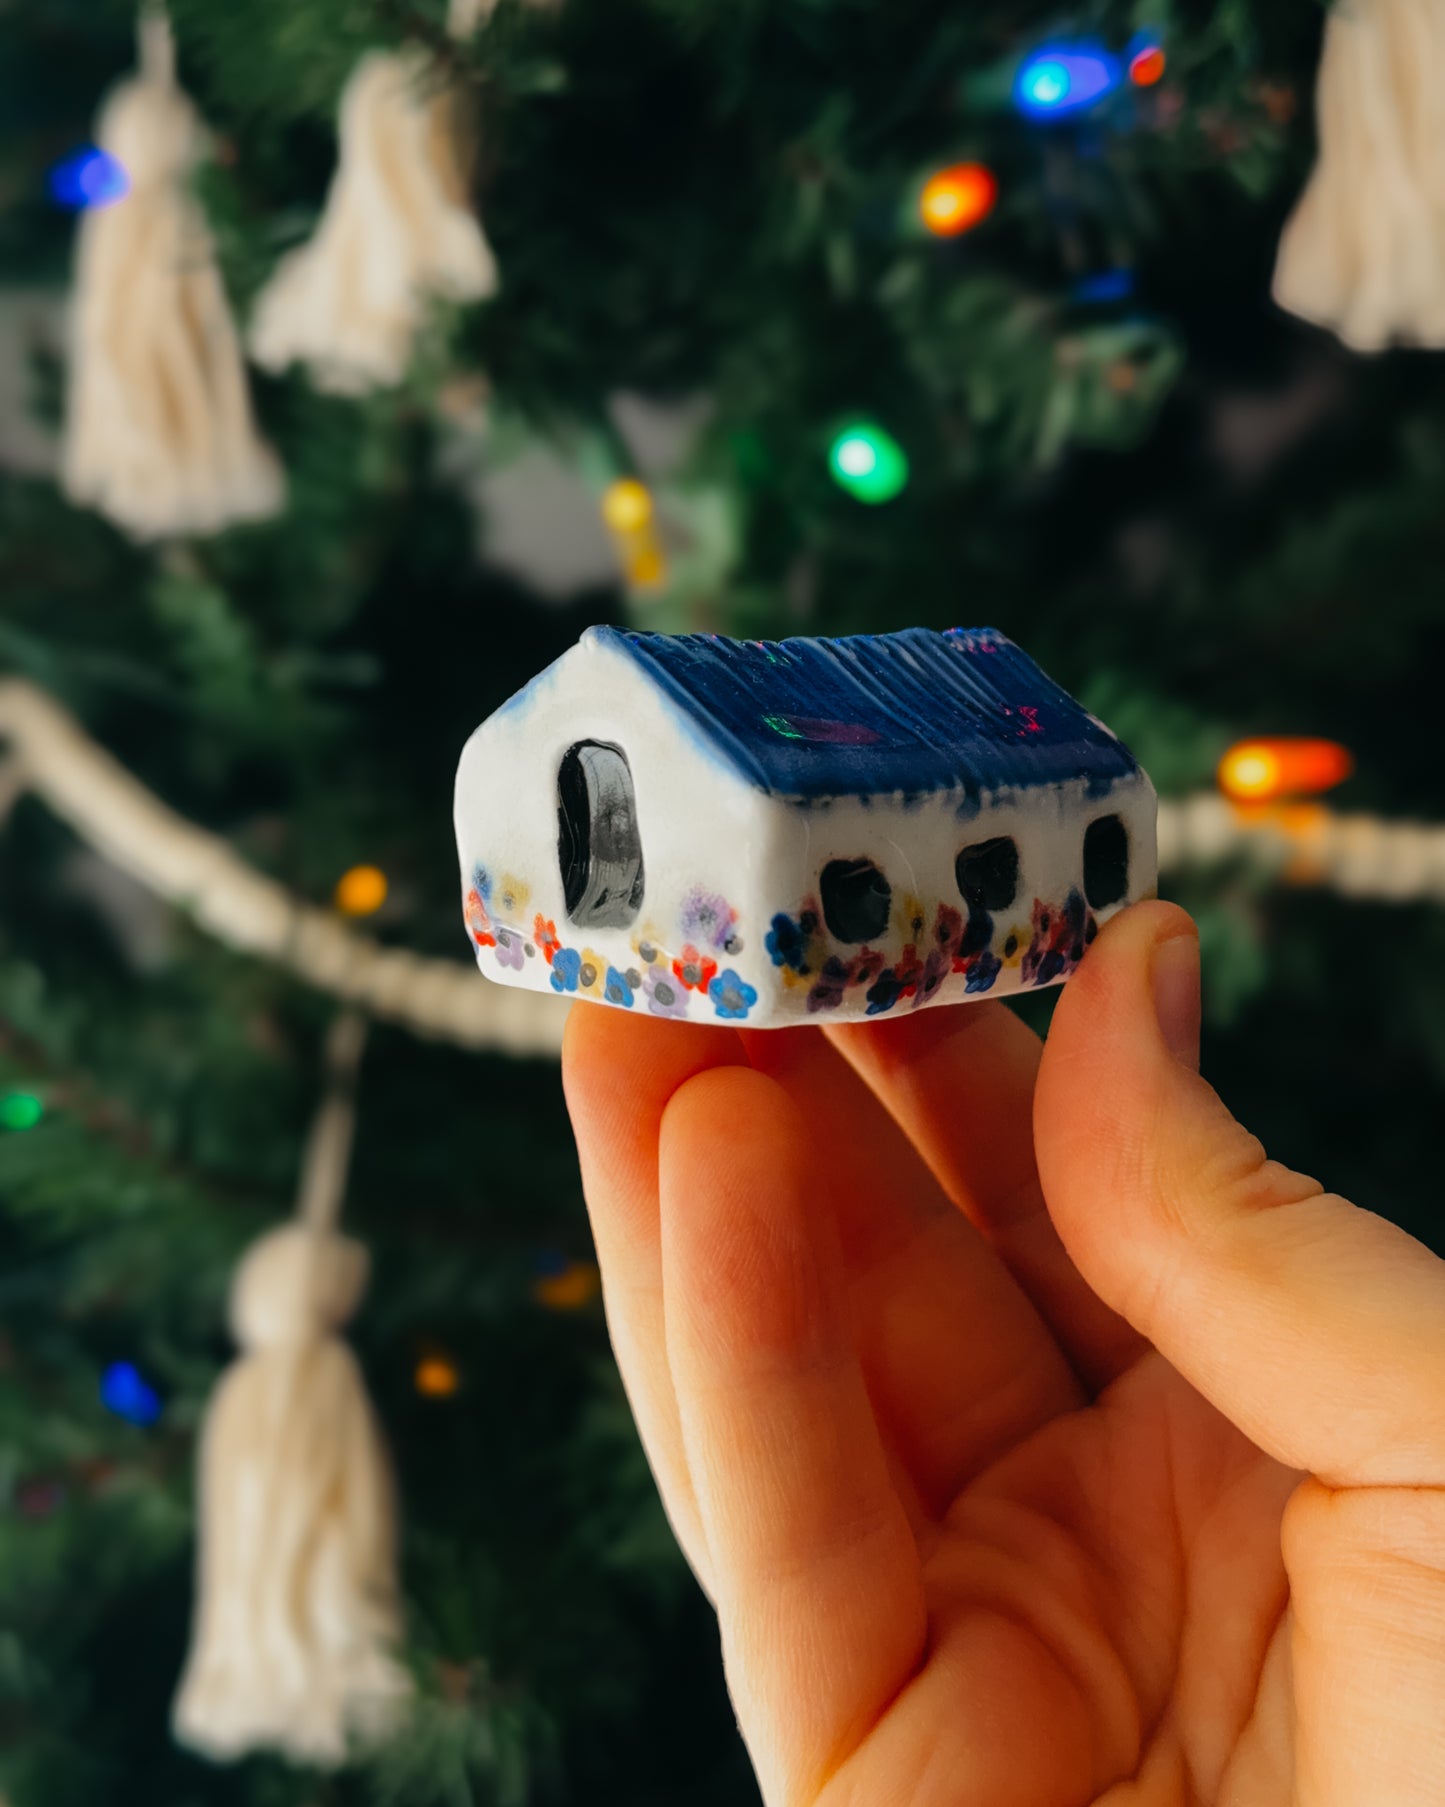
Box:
[1083,814,1129,910]
[557,741,645,929]
[956,836,1019,914]
[820,857,892,944]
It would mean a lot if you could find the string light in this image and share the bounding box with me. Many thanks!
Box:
[828,422,910,504]
[533,1259,601,1311]
[1129,43,1167,86]
[0,1092,43,1131]
[1073,269,1136,304]
[334,864,388,916]
[100,1360,162,1427]
[600,479,653,534]
[919,163,998,238]
[48,145,129,210]
[1217,738,1354,802]
[600,479,668,592]
[1015,44,1122,119]
[414,1355,460,1397]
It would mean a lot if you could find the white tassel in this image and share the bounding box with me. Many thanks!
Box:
[62,10,284,539]
[173,1013,409,1766]
[1273,0,1445,351]
[249,23,498,396]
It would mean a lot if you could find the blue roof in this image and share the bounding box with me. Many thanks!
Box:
[593,625,1137,804]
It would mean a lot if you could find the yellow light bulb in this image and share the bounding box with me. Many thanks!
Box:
[601,479,654,534]
[334,864,388,916]
[1219,749,1277,798]
[1218,738,1354,802]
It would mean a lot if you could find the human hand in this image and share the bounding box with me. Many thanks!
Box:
[562,901,1445,1807]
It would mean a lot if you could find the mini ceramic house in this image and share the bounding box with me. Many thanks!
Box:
[453,625,1156,1027]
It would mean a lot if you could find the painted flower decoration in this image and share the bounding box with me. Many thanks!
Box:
[463,885,494,949]
[494,927,526,972]
[865,971,904,1016]
[916,945,952,1005]
[681,887,738,953]
[999,925,1028,967]
[806,955,851,1014]
[533,913,561,966]
[578,949,607,996]
[964,949,1003,994]
[708,969,758,1021]
[498,872,531,916]
[766,910,815,975]
[933,902,964,960]
[643,965,689,1020]
[550,947,582,994]
[604,965,636,1008]
[1023,888,1091,988]
[673,944,718,992]
[893,892,926,946]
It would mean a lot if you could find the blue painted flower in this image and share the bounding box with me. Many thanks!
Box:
[865,971,904,1015]
[471,863,493,902]
[604,965,635,1007]
[550,947,582,993]
[766,910,812,974]
[708,969,758,1020]
[965,949,1002,993]
[643,965,689,1019]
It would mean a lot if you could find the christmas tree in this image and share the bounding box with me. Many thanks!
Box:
[2,1,1443,1802]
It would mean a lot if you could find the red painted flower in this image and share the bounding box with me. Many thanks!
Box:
[673,944,718,991]
[464,886,494,949]
[533,913,562,965]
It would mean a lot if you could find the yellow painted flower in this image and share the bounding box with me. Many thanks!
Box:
[999,923,1029,967]
[894,891,926,944]
[497,872,531,916]
[631,923,668,965]
[578,949,608,996]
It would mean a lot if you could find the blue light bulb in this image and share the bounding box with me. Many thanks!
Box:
[1015,44,1122,119]
[48,146,130,211]
[1025,61,1070,108]
[100,1360,162,1427]
[1074,269,1137,304]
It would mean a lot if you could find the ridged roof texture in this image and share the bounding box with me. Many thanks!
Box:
[591,624,1138,803]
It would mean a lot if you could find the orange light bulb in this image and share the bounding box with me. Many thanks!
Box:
[334,864,388,916]
[415,1355,460,1397]
[919,163,999,238]
[1217,738,1354,802]
[534,1261,601,1311]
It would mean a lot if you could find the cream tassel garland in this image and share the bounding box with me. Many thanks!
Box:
[62,10,284,539]
[1273,0,1445,351]
[249,0,498,395]
[173,1012,410,1766]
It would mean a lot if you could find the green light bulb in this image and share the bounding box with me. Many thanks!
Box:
[0,1092,43,1131]
[828,422,909,504]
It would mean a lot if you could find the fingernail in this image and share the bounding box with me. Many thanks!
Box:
[1152,932,1201,1071]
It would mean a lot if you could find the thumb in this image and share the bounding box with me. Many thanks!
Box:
[1035,899,1445,1490]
